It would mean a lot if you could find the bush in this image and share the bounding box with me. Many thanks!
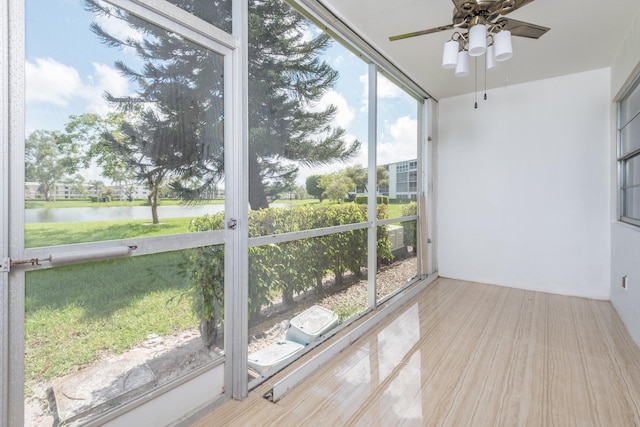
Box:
[402,201,418,249]
[355,195,388,205]
[187,203,393,347]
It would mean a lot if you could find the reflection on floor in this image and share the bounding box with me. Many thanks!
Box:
[194,278,640,426]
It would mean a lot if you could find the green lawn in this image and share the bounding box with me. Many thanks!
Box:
[26,217,194,247]
[25,251,196,383]
[23,199,412,387]
[25,198,224,209]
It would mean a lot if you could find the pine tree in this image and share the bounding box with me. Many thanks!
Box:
[247,0,360,208]
[84,0,359,214]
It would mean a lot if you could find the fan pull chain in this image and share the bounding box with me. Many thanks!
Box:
[484,54,488,101]
[474,56,478,109]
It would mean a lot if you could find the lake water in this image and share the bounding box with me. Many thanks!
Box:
[25,203,291,223]
[25,204,226,223]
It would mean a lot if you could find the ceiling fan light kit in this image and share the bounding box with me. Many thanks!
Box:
[468,22,487,56]
[442,39,460,68]
[455,50,471,76]
[493,29,513,61]
[390,0,549,76]
[486,44,498,70]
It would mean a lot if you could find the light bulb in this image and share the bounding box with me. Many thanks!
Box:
[442,40,459,69]
[455,50,470,77]
[494,30,513,61]
[468,24,487,57]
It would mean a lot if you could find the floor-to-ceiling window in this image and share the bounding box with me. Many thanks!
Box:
[619,76,640,226]
[245,4,371,379]
[9,0,237,424]
[375,72,419,303]
[2,0,431,424]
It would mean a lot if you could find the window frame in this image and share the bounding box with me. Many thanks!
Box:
[3,0,243,424]
[2,0,434,423]
[618,75,640,227]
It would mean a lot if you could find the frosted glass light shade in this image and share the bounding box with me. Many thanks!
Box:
[468,24,487,57]
[442,40,459,69]
[455,50,470,77]
[494,30,513,61]
[486,44,497,70]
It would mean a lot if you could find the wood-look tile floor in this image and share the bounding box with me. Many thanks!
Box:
[193,278,640,426]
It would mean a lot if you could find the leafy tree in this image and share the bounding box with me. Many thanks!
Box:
[319,171,353,203]
[343,165,389,194]
[66,113,137,202]
[83,0,359,214]
[344,165,367,193]
[25,130,82,202]
[305,174,324,202]
[376,165,389,192]
[291,185,308,200]
[65,174,88,198]
[247,0,361,209]
[87,180,105,197]
[84,0,225,223]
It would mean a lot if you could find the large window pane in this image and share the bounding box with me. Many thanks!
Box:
[375,73,418,301]
[624,155,640,187]
[167,0,232,33]
[620,78,640,224]
[245,0,373,378]
[247,1,367,234]
[622,186,640,220]
[25,0,225,247]
[621,116,640,158]
[376,73,418,213]
[247,232,368,377]
[621,80,640,127]
[25,247,223,425]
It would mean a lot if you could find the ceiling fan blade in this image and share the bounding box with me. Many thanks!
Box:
[495,18,549,39]
[499,0,537,15]
[389,23,456,41]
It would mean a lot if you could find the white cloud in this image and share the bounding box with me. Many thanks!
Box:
[26,58,130,115]
[300,27,314,43]
[359,72,414,113]
[26,58,83,106]
[332,55,345,68]
[309,89,356,130]
[378,115,418,165]
[85,62,130,114]
[95,4,144,45]
[377,74,405,99]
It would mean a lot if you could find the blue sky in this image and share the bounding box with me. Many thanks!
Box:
[25,0,418,185]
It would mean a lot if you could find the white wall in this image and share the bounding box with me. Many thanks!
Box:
[610,8,640,346]
[437,68,611,299]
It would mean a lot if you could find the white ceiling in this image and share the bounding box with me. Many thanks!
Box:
[319,0,640,100]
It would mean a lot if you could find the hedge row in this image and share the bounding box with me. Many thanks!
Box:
[354,195,389,205]
[187,203,393,347]
[402,201,418,248]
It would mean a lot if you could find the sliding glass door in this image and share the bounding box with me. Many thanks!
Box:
[8,0,236,424]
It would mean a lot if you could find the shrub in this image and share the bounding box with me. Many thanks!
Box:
[402,201,418,249]
[187,203,394,347]
[355,195,389,205]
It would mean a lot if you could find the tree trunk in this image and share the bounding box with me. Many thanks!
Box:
[283,288,295,306]
[248,151,269,210]
[315,276,324,297]
[149,184,160,224]
[200,317,218,349]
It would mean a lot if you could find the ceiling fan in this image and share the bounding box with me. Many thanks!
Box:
[389,1,550,106]
[389,0,550,42]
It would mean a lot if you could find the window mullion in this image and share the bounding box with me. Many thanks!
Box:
[367,63,377,310]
